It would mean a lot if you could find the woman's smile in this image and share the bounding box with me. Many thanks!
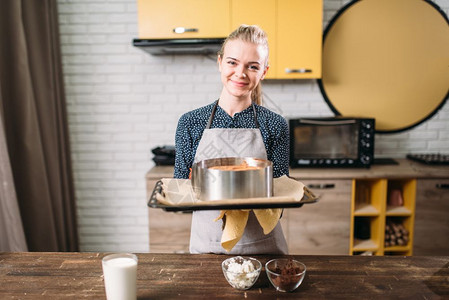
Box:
[230,79,249,87]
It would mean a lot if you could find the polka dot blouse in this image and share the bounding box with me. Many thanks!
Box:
[174,100,290,179]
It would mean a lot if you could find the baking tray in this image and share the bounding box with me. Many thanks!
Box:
[148,180,318,212]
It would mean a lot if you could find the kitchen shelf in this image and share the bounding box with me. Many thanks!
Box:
[354,179,386,214]
[350,178,416,256]
[354,204,379,216]
[386,206,412,216]
[353,239,378,251]
[384,245,411,252]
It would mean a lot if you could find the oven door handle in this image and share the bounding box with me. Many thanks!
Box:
[299,119,356,125]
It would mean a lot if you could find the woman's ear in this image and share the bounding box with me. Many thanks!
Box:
[217,55,222,72]
[260,65,269,80]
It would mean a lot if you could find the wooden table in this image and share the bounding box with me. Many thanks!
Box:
[1,252,448,299]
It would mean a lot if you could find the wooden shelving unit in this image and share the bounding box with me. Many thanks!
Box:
[350,178,416,256]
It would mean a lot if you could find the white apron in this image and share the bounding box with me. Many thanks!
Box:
[189,101,288,254]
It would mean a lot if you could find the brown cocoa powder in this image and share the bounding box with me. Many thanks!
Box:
[269,259,301,291]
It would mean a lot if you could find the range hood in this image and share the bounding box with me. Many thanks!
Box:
[132,38,225,55]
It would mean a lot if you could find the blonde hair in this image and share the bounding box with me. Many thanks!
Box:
[218,24,269,106]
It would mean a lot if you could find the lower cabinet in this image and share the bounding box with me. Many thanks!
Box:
[413,179,449,256]
[147,179,191,253]
[283,179,352,255]
[148,209,192,253]
[146,173,447,255]
[147,177,352,254]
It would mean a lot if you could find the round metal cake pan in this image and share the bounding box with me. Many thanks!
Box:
[191,157,273,201]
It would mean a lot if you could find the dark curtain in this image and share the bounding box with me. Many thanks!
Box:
[0,0,79,251]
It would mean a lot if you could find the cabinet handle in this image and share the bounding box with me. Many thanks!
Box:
[307,183,335,189]
[436,184,449,189]
[285,68,312,74]
[173,27,198,34]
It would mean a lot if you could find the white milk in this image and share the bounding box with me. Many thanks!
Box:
[102,254,138,300]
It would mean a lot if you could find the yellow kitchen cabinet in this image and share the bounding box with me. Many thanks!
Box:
[277,0,322,78]
[350,178,416,256]
[231,0,323,79]
[231,0,277,79]
[136,0,322,78]
[137,0,231,39]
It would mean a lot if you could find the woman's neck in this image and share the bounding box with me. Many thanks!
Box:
[218,94,252,117]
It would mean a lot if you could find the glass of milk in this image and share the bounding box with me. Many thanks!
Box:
[102,253,138,300]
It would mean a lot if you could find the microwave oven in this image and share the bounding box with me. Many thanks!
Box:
[289,117,375,168]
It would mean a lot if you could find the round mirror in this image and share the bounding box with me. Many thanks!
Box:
[318,0,449,133]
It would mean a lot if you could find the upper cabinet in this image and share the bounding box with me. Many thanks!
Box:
[137,0,231,39]
[231,0,277,79]
[276,0,323,79]
[136,0,322,79]
[232,0,322,79]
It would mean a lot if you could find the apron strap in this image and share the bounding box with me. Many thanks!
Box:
[251,103,260,128]
[206,100,260,129]
[205,100,219,129]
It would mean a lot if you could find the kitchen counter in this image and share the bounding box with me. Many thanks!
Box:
[145,159,449,255]
[146,159,449,180]
[1,252,448,299]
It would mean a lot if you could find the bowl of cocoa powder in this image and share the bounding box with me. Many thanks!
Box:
[265,258,306,292]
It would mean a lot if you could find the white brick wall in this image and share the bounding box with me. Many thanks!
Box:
[57,0,449,252]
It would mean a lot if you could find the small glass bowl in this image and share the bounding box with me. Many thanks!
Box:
[222,256,262,290]
[265,258,306,292]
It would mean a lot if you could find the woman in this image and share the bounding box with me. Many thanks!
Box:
[174,25,289,254]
